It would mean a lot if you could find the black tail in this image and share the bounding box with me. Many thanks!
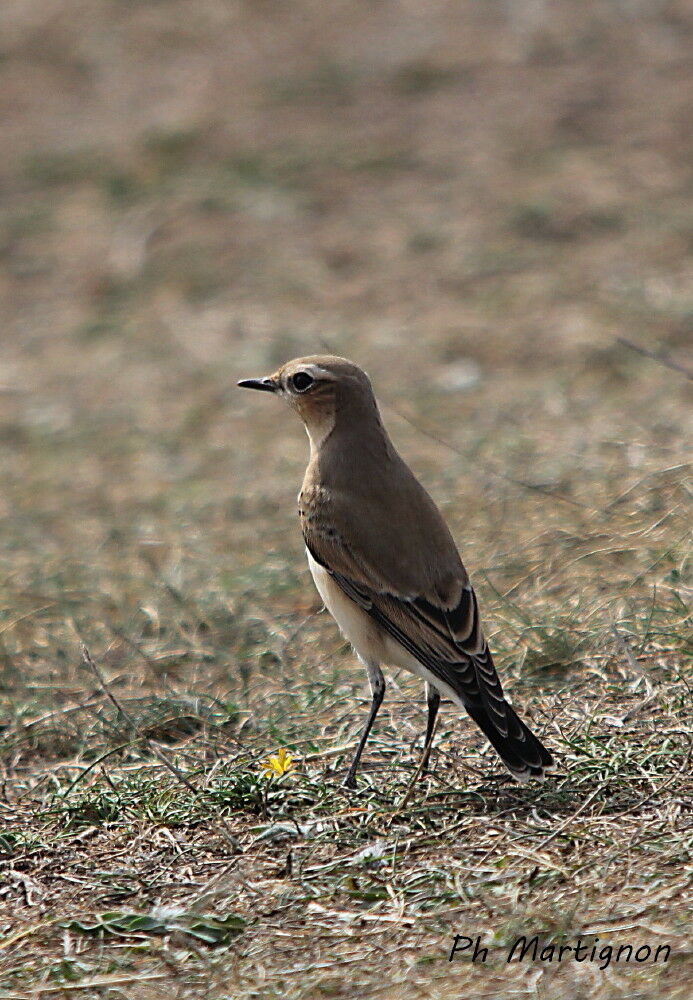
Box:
[465,701,554,783]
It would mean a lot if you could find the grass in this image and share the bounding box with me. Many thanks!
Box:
[0,463,689,997]
[0,375,690,1000]
[1,0,692,997]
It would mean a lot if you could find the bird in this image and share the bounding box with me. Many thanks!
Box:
[238,356,554,787]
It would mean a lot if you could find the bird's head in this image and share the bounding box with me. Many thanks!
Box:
[238,355,378,451]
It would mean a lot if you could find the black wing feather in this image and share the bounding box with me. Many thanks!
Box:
[306,538,552,779]
[323,557,500,715]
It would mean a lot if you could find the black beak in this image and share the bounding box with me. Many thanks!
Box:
[237,377,277,393]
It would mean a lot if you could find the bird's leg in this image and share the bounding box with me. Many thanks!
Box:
[421,683,440,774]
[343,662,385,789]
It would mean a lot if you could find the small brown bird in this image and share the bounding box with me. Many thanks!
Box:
[239,356,553,787]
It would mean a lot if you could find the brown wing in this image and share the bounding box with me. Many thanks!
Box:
[303,521,507,730]
[303,521,553,779]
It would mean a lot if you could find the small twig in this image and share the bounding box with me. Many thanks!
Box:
[81,645,124,719]
[189,858,242,906]
[81,644,198,797]
[108,624,158,670]
[384,401,600,513]
[316,334,599,513]
[301,742,360,763]
[16,697,105,731]
[0,918,60,950]
[80,644,242,853]
[0,604,58,637]
[391,715,440,815]
[63,742,135,797]
[532,784,604,853]
[278,610,322,659]
[617,336,693,381]
[12,972,168,994]
[610,624,650,690]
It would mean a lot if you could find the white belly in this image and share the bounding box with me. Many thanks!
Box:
[306,549,468,709]
[307,549,386,667]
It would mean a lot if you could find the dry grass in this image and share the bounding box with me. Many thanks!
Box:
[0,1,692,997]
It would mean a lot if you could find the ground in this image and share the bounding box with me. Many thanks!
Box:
[0,1,691,997]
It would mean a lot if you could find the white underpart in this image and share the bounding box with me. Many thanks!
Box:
[306,549,478,716]
[306,548,534,783]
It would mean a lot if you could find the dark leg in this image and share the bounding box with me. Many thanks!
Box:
[421,683,440,774]
[343,662,385,789]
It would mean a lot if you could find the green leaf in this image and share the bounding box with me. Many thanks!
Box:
[61,909,246,947]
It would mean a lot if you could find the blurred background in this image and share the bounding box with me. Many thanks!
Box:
[0,4,691,995]
[1,0,691,694]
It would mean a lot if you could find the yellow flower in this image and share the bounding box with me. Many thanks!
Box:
[261,748,294,778]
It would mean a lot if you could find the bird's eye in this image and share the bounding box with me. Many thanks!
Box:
[290,372,314,393]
